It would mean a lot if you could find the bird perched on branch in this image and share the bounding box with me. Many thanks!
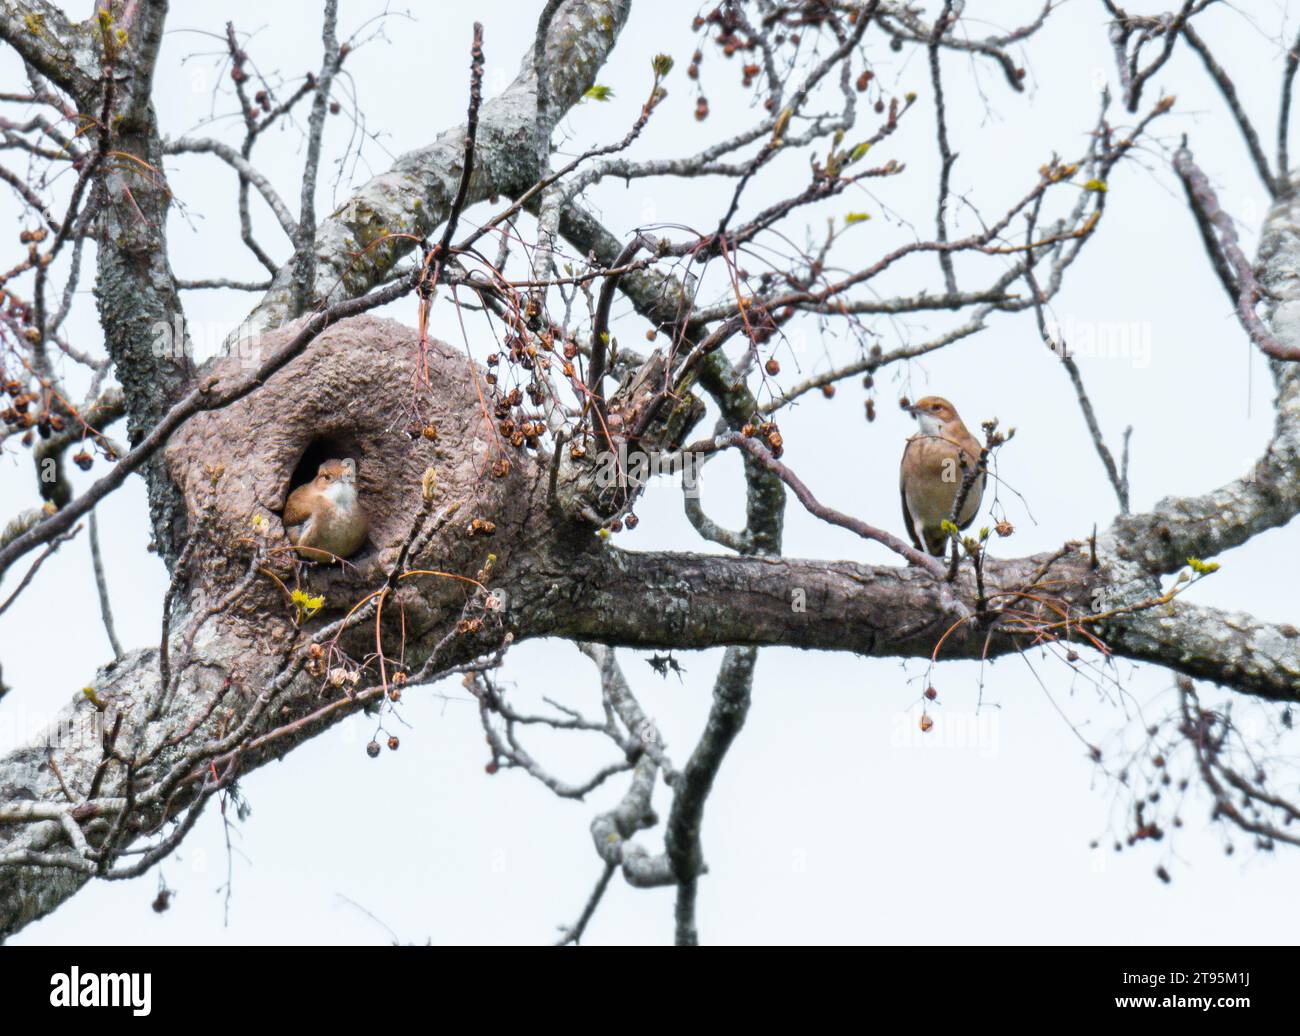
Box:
[283,458,369,560]
[899,396,985,557]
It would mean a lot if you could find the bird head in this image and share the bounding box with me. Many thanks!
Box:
[905,395,960,436]
[315,457,358,489]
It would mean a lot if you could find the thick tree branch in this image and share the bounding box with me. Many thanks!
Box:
[0,1,94,93]
[1114,164,1300,571]
[244,0,631,331]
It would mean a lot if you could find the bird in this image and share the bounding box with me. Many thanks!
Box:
[899,396,985,557]
[282,457,369,560]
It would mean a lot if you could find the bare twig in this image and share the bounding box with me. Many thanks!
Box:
[290,0,344,310]
[1180,23,1277,196]
[89,509,123,659]
[1173,141,1300,361]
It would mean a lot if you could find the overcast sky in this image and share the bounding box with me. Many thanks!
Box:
[2,0,1298,945]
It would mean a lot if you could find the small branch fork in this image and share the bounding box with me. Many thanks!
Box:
[1173,141,1300,362]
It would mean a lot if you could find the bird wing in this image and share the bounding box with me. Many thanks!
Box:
[954,471,986,531]
[282,485,314,530]
[899,437,923,552]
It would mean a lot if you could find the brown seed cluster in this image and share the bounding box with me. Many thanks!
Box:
[741,418,784,458]
[2,258,119,456]
[688,5,790,117]
[482,323,559,454]
[2,373,77,447]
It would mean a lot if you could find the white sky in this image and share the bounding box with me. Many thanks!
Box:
[2,0,1298,945]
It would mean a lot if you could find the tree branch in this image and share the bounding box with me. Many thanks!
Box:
[243,0,631,332]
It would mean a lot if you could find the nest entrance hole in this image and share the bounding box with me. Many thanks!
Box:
[287,435,362,496]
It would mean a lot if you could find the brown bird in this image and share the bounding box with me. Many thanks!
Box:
[283,458,369,560]
[899,396,985,557]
